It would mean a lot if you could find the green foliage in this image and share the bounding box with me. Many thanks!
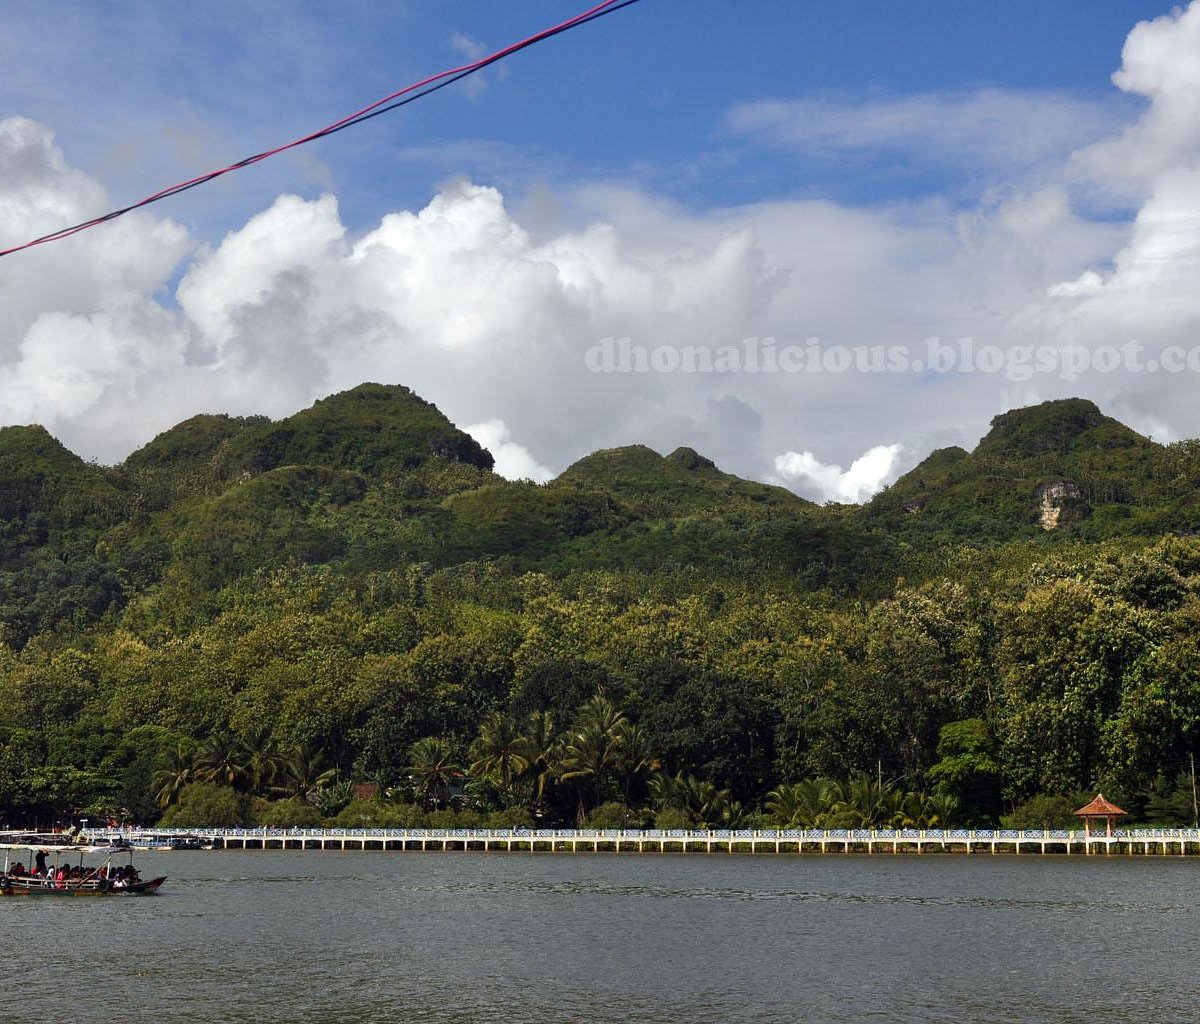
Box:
[255,798,324,827]
[217,383,494,479]
[927,719,1002,825]
[1002,793,1080,830]
[5,388,1200,832]
[158,782,248,827]
[584,801,634,829]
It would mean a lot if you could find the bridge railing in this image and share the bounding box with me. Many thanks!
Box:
[84,826,1200,842]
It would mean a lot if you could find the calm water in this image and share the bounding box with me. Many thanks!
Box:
[2,851,1197,1023]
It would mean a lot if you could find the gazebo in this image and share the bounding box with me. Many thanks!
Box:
[1074,794,1127,837]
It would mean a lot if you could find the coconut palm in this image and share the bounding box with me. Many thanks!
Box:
[152,743,195,809]
[274,744,338,803]
[236,727,282,796]
[560,696,628,810]
[614,721,659,809]
[521,711,562,815]
[765,779,833,828]
[649,770,741,828]
[829,774,895,828]
[407,737,461,809]
[468,712,530,806]
[195,734,246,789]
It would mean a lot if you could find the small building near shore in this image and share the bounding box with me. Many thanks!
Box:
[1075,794,1127,836]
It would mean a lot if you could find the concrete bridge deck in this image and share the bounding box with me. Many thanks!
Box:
[85,826,1200,855]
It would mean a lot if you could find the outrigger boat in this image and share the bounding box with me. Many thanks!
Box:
[0,834,166,897]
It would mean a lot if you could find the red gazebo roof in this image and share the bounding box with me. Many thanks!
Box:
[1074,794,1127,818]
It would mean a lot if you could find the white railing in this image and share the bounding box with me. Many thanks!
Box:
[83,826,1200,843]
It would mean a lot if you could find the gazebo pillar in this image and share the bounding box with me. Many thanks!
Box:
[1074,794,1127,841]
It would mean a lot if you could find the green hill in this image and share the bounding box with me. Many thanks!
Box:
[215,383,495,480]
[3,385,1200,832]
[867,398,1194,541]
[554,444,806,516]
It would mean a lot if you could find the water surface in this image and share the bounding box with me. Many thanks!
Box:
[3,851,1195,1022]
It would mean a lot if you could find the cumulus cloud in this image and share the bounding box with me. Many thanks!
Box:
[4,3,1200,505]
[1074,1,1200,193]
[465,419,554,482]
[772,445,905,504]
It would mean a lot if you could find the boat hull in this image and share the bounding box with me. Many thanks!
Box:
[0,876,166,897]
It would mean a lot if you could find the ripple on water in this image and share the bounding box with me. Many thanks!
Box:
[4,851,1198,1023]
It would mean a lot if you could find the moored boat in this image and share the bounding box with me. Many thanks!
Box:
[0,838,166,897]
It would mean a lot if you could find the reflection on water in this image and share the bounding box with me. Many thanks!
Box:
[4,852,1197,1023]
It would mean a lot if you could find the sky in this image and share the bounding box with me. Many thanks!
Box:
[2,0,1199,501]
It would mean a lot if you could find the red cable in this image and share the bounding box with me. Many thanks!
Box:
[0,0,629,259]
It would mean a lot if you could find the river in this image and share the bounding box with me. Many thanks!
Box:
[3,850,1196,1022]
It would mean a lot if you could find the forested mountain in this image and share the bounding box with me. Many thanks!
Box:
[3,385,1199,832]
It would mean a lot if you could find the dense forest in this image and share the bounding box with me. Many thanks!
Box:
[3,383,1200,831]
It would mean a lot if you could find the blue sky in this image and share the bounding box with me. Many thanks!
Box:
[2,1,1166,227]
[2,2,1200,499]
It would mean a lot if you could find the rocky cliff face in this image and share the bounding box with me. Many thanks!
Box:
[1038,481,1084,530]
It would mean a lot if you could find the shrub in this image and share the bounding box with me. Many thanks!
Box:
[255,798,323,828]
[158,783,247,827]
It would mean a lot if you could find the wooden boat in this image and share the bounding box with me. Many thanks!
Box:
[0,837,166,897]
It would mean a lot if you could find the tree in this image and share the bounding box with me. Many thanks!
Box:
[195,734,246,790]
[560,696,628,813]
[614,721,659,810]
[236,727,283,796]
[765,779,833,828]
[468,712,530,807]
[152,742,196,809]
[158,782,248,827]
[273,744,338,803]
[406,737,461,809]
[520,711,562,817]
[927,719,1002,825]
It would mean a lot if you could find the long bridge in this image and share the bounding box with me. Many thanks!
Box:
[85,826,1200,856]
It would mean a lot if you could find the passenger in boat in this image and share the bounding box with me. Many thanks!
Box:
[10,862,25,878]
[34,850,47,875]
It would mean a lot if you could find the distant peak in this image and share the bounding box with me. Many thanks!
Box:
[665,447,718,472]
[976,398,1148,458]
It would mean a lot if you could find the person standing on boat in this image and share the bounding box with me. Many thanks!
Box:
[34,849,47,876]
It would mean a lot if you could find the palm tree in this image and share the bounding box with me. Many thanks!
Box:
[195,734,246,789]
[614,721,659,810]
[521,711,562,816]
[829,774,895,828]
[649,770,741,828]
[152,743,194,809]
[765,779,832,828]
[407,737,461,809]
[236,728,282,796]
[468,712,530,806]
[274,744,338,803]
[561,696,628,811]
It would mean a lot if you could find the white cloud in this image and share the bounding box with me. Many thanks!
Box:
[465,419,554,482]
[727,89,1125,179]
[4,3,1200,492]
[1074,2,1200,194]
[448,32,491,100]
[772,445,905,504]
